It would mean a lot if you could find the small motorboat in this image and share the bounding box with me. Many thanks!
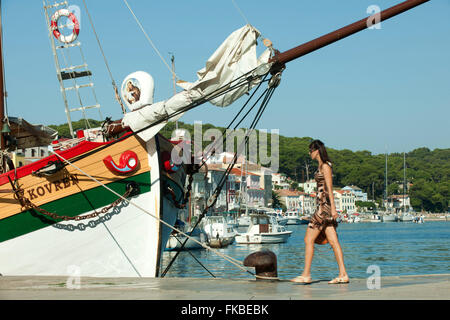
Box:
[202,215,237,248]
[235,214,292,244]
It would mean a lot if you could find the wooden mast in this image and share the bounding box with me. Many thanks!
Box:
[270,0,430,68]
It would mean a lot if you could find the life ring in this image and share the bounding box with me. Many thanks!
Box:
[50,9,80,44]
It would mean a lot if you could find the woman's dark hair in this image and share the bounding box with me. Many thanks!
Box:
[309,139,332,165]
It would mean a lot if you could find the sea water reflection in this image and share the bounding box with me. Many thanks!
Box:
[161,221,450,280]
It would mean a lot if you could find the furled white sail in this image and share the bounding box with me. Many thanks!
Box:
[121,24,271,142]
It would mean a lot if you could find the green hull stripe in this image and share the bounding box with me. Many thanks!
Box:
[0,171,151,243]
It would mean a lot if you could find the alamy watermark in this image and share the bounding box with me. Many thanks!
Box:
[366,265,381,289]
[367,5,382,29]
[169,121,280,173]
[66,265,81,289]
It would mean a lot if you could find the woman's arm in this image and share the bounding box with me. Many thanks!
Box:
[322,163,338,219]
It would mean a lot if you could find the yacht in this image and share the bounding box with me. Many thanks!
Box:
[399,212,414,222]
[235,214,292,244]
[381,211,398,222]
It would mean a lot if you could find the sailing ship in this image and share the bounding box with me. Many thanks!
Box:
[0,0,430,277]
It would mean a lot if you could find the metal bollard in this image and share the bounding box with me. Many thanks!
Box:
[243,249,278,280]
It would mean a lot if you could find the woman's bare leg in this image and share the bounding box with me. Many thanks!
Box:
[301,227,321,277]
[324,226,348,278]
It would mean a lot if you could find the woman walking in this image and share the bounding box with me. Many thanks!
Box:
[291,140,349,284]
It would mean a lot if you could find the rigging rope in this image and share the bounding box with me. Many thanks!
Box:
[122,0,178,81]
[81,0,126,114]
[161,77,279,277]
[231,0,251,26]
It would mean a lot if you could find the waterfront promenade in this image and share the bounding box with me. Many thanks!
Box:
[1,273,448,300]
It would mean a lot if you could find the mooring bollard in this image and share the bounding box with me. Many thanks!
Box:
[243,249,278,280]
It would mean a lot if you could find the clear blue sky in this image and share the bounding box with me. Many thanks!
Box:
[2,0,449,154]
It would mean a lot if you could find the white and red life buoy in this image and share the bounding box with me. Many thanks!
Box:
[50,9,80,44]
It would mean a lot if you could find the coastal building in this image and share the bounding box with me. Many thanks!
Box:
[299,179,317,194]
[387,194,411,213]
[254,166,274,207]
[272,173,290,190]
[301,193,316,215]
[343,185,368,202]
[275,189,317,215]
[333,189,356,214]
[190,160,269,215]
[275,189,302,212]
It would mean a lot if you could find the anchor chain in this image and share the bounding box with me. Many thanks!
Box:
[12,181,136,221]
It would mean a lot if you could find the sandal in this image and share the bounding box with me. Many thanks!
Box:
[328,276,349,284]
[290,275,312,284]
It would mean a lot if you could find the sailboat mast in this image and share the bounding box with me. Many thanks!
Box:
[0,0,5,152]
[403,152,406,213]
[385,151,388,211]
[170,54,178,130]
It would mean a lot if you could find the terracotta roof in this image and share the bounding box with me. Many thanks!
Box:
[275,189,302,197]
[228,167,258,176]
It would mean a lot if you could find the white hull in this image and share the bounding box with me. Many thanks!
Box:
[382,215,398,222]
[399,215,414,222]
[165,233,206,251]
[286,218,302,225]
[235,231,292,244]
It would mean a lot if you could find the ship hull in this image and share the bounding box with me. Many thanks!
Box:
[0,134,186,277]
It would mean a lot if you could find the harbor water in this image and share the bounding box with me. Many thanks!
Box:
[161,221,450,280]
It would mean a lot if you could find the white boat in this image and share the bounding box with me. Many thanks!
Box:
[369,214,382,223]
[266,210,288,226]
[235,214,292,244]
[237,214,252,231]
[166,225,207,251]
[399,213,414,222]
[284,211,303,225]
[382,214,398,222]
[202,215,237,248]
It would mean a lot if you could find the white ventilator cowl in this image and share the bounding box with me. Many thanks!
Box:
[121,71,155,111]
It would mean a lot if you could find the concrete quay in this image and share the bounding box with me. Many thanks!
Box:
[0,273,449,300]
